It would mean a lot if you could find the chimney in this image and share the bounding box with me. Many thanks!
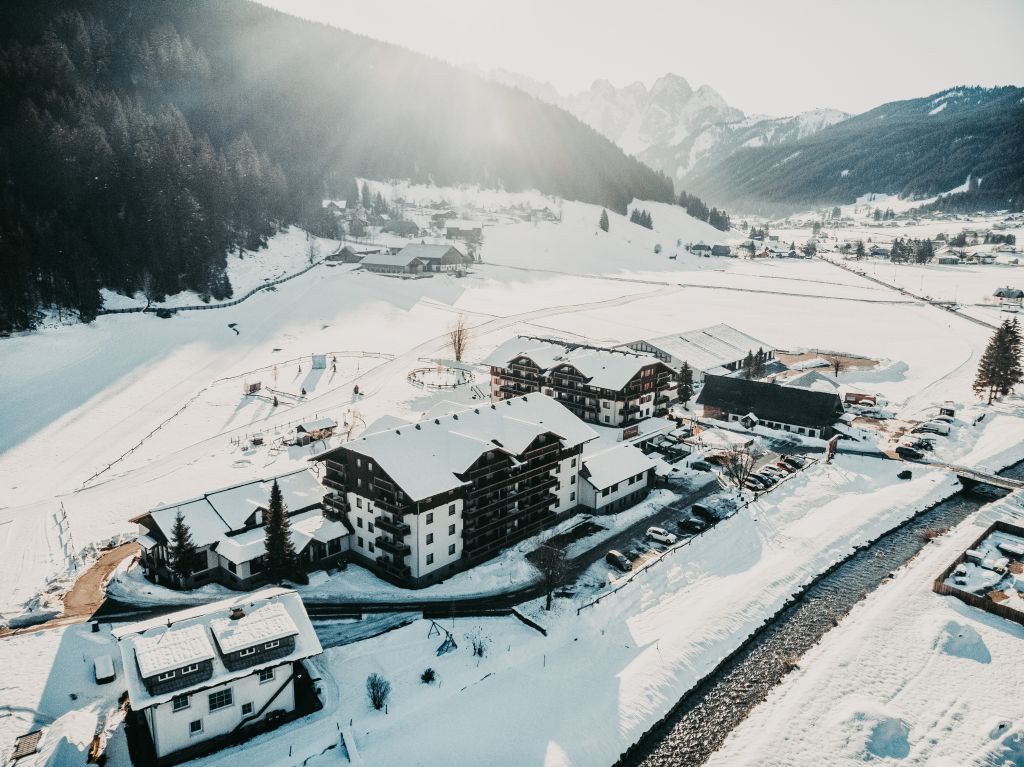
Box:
[230,606,245,621]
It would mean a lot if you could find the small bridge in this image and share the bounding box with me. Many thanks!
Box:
[936,464,1024,491]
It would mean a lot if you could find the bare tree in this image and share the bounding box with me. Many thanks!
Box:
[825,355,845,378]
[366,673,391,710]
[533,543,568,611]
[447,314,470,362]
[719,442,767,489]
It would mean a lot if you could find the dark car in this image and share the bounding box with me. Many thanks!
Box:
[678,517,707,535]
[690,460,713,472]
[690,504,716,523]
[781,455,805,469]
[606,550,632,572]
[896,445,924,460]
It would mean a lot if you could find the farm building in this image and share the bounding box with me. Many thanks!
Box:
[444,219,483,243]
[696,374,845,439]
[396,243,469,272]
[623,323,775,383]
[994,286,1023,309]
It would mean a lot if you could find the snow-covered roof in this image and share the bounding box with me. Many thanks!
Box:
[297,417,337,432]
[115,588,321,710]
[782,370,840,393]
[315,394,599,502]
[398,243,466,262]
[209,601,299,654]
[362,414,412,434]
[632,324,773,372]
[483,336,664,391]
[132,623,215,679]
[360,252,427,268]
[582,443,656,490]
[144,469,325,545]
[215,509,347,565]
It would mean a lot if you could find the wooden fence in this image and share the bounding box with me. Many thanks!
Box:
[931,519,1024,627]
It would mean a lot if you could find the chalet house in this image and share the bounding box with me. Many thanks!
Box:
[994,286,1024,309]
[690,242,712,255]
[484,336,678,427]
[313,394,598,587]
[444,219,483,244]
[396,243,468,272]
[696,374,844,439]
[115,589,321,763]
[578,443,656,513]
[624,323,775,384]
[325,244,385,264]
[295,418,337,446]
[132,470,348,590]
[359,251,428,274]
[711,244,733,257]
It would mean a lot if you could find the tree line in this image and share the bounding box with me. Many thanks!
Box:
[677,190,731,231]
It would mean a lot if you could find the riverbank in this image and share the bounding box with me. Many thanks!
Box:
[706,481,1024,767]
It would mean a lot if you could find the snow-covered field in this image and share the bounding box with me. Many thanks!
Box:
[707,490,1024,767]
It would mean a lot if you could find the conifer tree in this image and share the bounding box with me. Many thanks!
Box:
[264,480,297,582]
[360,181,372,210]
[855,240,866,259]
[169,510,199,585]
[599,209,609,232]
[752,348,767,379]
[741,350,755,379]
[678,362,695,410]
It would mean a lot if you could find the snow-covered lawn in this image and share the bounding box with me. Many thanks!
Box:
[281,456,963,766]
[706,491,1024,767]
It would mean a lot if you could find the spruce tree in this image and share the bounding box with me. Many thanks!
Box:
[169,510,199,585]
[997,318,1023,395]
[264,480,297,582]
[678,362,695,410]
[599,209,609,232]
[360,182,372,210]
[741,351,755,379]
[752,348,767,379]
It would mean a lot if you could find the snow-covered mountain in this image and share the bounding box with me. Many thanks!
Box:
[484,69,847,185]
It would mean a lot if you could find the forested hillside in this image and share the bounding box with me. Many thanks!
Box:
[0,0,672,332]
[683,86,1024,215]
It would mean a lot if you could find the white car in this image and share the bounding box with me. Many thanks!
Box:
[646,526,678,545]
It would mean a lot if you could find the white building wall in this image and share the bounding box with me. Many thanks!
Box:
[409,499,464,579]
[346,490,382,560]
[580,473,649,512]
[147,665,296,758]
[551,454,580,514]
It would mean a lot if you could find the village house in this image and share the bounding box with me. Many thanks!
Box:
[484,336,678,427]
[696,374,845,439]
[325,244,385,264]
[359,250,428,274]
[624,323,775,384]
[114,589,321,763]
[444,219,483,243]
[578,442,656,513]
[313,394,598,587]
[294,417,338,446]
[711,244,733,257]
[994,286,1023,310]
[689,242,712,256]
[396,243,468,272]
[132,470,348,590]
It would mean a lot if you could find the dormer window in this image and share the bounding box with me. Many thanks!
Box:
[239,647,257,657]
[157,670,176,682]
[181,664,200,675]
[265,640,280,650]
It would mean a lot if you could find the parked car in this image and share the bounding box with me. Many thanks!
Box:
[744,475,770,491]
[752,472,776,486]
[896,445,924,460]
[760,466,788,481]
[690,460,713,472]
[912,421,950,436]
[690,504,716,524]
[781,455,806,469]
[930,414,955,424]
[678,517,707,535]
[646,526,678,545]
[606,550,632,572]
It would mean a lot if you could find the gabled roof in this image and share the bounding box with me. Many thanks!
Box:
[314,394,598,502]
[696,375,844,428]
[633,324,772,372]
[483,336,667,391]
[297,417,337,432]
[994,287,1024,298]
[581,443,655,490]
[396,243,466,263]
[209,601,298,654]
[115,588,321,710]
[360,251,427,268]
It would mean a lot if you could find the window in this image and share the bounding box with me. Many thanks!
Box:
[249,557,264,574]
[604,416,610,423]
[208,688,233,711]
[239,647,256,657]
[448,543,456,555]
[368,522,374,533]
[357,478,362,488]
[356,511,363,523]
[426,553,434,565]
[426,512,434,524]
[172,694,190,712]
[448,504,456,515]
[189,719,203,736]
[601,488,609,497]
[426,533,434,545]
[448,524,456,535]
[570,475,576,485]
[258,667,275,684]
[611,483,619,492]
[241,702,254,716]
[265,640,280,650]
[368,542,375,553]
[357,536,364,548]
[571,457,577,468]
[555,464,561,474]
[356,458,361,468]
[157,670,176,682]
[570,491,576,502]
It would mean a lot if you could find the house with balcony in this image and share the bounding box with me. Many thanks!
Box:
[114,588,322,763]
[696,374,844,439]
[132,470,348,590]
[483,336,677,427]
[313,394,598,587]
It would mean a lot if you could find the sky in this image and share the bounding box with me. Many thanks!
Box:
[259,0,1024,116]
